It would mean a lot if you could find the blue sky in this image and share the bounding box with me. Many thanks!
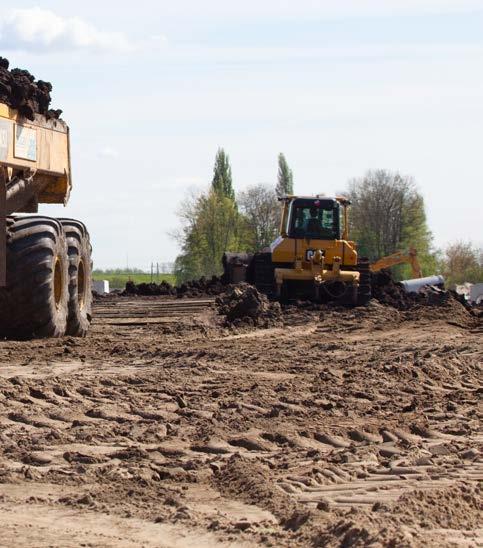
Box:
[0,1,482,268]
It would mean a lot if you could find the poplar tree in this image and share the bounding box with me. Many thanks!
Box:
[276,153,294,197]
[212,148,235,201]
[174,150,252,283]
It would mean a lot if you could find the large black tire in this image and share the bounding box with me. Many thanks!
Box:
[253,252,275,296]
[279,280,290,304]
[0,216,69,339]
[59,219,92,337]
[329,282,358,307]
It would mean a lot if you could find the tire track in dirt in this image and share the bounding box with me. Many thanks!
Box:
[0,297,481,546]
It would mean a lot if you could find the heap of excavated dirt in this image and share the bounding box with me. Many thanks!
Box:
[216,283,282,327]
[371,269,460,309]
[123,276,225,298]
[403,293,479,328]
[124,280,176,297]
[371,270,479,327]
[0,57,61,120]
[314,484,483,546]
[371,269,412,308]
[120,268,480,333]
[369,269,432,309]
[176,275,225,297]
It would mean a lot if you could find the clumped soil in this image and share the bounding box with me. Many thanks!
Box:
[370,269,453,311]
[124,275,225,298]
[215,283,282,327]
[0,291,481,546]
[120,268,474,317]
[0,56,61,120]
[211,273,478,331]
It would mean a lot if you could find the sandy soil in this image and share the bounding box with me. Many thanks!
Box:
[0,297,481,547]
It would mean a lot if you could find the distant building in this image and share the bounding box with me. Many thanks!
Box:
[455,282,483,305]
[93,280,110,294]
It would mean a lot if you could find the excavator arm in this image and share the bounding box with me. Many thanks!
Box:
[370,247,422,279]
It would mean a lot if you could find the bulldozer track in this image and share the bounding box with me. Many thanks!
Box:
[92,298,215,325]
[283,436,483,510]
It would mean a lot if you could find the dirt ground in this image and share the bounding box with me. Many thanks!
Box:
[0,296,481,547]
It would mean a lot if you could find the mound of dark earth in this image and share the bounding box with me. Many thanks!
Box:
[176,275,225,298]
[121,268,474,330]
[216,283,282,327]
[371,269,451,310]
[124,280,176,297]
[0,56,61,120]
[123,276,226,298]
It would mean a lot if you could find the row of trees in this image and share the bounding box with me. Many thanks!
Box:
[346,169,437,279]
[440,242,483,287]
[174,150,294,282]
[345,170,482,283]
[174,150,481,286]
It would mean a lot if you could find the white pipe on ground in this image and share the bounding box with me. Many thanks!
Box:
[400,275,445,293]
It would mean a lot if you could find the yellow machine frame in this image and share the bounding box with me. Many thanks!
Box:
[0,102,71,206]
[0,102,71,286]
[271,196,360,296]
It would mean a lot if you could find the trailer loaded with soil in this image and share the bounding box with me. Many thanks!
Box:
[0,59,91,339]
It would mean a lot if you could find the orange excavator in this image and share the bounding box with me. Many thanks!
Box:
[370,247,422,279]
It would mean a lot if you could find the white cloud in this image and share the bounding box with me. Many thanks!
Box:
[0,7,134,52]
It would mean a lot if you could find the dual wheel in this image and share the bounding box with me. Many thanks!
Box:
[0,216,92,339]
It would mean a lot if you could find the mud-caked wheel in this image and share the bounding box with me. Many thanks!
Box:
[253,252,275,296]
[326,281,358,307]
[59,219,92,337]
[0,216,69,339]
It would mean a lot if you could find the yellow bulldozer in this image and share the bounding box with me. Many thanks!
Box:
[223,195,422,305]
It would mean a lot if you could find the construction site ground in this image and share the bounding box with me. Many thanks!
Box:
[0,296,481,547]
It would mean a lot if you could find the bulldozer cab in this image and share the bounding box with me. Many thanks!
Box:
[283,198,341,241]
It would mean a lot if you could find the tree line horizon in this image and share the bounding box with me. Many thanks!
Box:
[173,148,482,287]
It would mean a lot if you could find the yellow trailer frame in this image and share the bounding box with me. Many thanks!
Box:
[0,102,71,286]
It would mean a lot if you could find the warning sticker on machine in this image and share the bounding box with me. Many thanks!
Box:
[0,120,9,161]
[14,124,37,161]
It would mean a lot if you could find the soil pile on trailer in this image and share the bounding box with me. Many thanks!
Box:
[0,56,61,120]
